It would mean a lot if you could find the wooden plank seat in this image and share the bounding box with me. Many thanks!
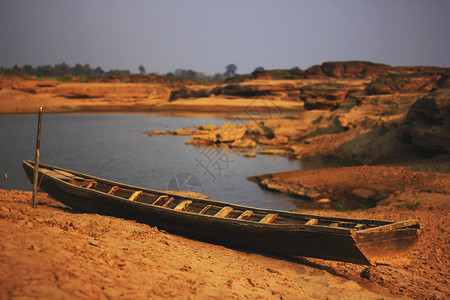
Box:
[152,195,169,205]
[199,205,212,214]
[107,186,119,195]
[84,181,97,189]
[174,200,192,211]
[215,206,233,218]
[259,214,278,223]
[237,210,253,220]
[162,197,175,207]
[305,219,319,226]
[128,190,142,201]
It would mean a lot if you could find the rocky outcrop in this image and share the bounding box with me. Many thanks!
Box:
[232,61,393,81]
[366,73,443,95]
[299,83,362,110]
[399,89,450,155]
[314,61,391,79]
[212,82,297,98]
[169,87,213,101]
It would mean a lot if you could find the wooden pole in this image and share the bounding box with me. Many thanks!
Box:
[32,106,43,208]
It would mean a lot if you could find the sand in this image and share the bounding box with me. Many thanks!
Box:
[1,162,449,299]
[1,190,391,300]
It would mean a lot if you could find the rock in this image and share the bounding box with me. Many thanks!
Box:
[257,149,287,155]
[400,89,450,155]
[366,73,441,95]
[192,132,217,144]
[335,115,349,129]
[300,83,361,110]
[258,137,278,145]
[172,129,199,135]
[229,139,257,148]
[199,124,216,131]
[213,82,296,98]
[216,123,246,143]
[317,198,332,204]
[169,87,212,101]
[144,130,167,136]
[360,268,371,279]
[305,61,391,79]
[350,188,379,201]
[260,178,289,193]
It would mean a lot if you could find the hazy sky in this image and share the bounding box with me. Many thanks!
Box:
[1,0,449,74]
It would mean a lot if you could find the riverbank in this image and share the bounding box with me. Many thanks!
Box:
[1,161,449,299]
[0,189,388,299]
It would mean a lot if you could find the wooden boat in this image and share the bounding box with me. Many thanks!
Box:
[22,160,420,265]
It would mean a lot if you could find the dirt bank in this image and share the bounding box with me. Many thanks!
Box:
[250,164,450,299]
[2,189,394,299]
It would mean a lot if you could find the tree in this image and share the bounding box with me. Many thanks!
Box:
[224,64,237,77]
[253,66,265,72]
[138,65,146,75]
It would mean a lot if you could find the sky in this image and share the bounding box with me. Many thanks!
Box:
[0,0,449,75]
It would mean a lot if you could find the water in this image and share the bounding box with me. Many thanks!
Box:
[0,113,333,211]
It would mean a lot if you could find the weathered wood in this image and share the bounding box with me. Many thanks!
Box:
[21,160,422,266]
[358,220,419,233]
[199,205,212,214]
[128,190,142,201]
[85,181,97,189]
[237,210,253,220]
[162,197,175,207]
[305,219,319,226]
[260,214,278,223]
[32,106,43,208]
[153,195,169,205]
[107,186,119,195]
[174,200,192,211]
[215,206,233,218]
[355,223,367,230]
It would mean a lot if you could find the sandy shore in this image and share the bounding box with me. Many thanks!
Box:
[1,162,449,299]
[1,189,392,299]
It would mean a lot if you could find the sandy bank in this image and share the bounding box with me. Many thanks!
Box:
[1,189,392,299]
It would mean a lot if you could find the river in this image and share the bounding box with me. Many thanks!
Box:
[0,113,334,210]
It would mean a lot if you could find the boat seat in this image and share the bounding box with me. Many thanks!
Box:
[215,206,233,218]
[237,210,253,220]
[162,197,175,207]
[355,223,367,230]
[305,219,319,225]
[128,190,142,201]
[174,200,192,211]
[152,195,169,205]
[107,186,119,195]
[84,181,97,189]
[259,214,278,223]
[199,205,212,214]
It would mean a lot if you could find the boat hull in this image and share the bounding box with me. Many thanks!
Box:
[23,160,420,265]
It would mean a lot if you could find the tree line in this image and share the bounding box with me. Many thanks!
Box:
[0,63,129,78]
[0,63,239,82]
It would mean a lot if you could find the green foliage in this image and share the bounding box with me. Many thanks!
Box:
[51,76,71,82]
[387,72,400,78]
[337,201,346,212]
[169,76,185,83]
